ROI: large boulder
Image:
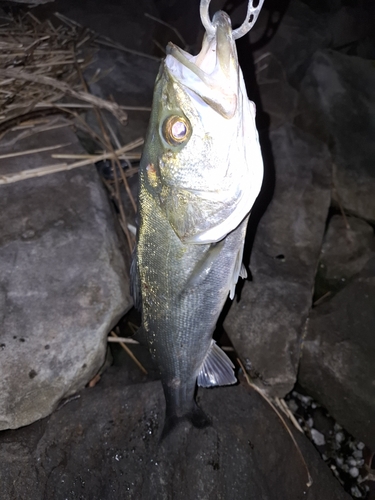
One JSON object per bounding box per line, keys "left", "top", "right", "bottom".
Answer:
{"left": 250, "top": 0, "right": 331, "bottom": 88}
{"left": 0, "top": 371, "right": 351, "bottom": 500}
{"left": 0, "top": 120, "right": 132, "bottom": 430}
{"left": 224, "top": 123, "right": 331, "bottom": 397}
{"left": 314, "top": 215, "right": 375, "bottom": 299}
{"left": 298, "top": 49, "right": 375, "bottom": 222}
{"left": 299, "top": 214, "right": 375, "bottom": 450}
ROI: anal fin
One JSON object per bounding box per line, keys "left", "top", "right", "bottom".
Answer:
{"left": 197, "top": 340, "right": 237, "bottom": 388}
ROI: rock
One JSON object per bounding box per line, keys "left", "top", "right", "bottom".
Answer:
{"left": 315, "top": 215, "right": 375, "bottom": 300}
{"left": 251, "top": 0, "right": 331, "bottom": 89}
{"left": 82, "top": 47, "right": 159, "bottom": 147}
{"left": 35, "top": 0, "right": 160, "bottom": 55}
{"left": 256, "top": 54, "right": 299, "bottom": 130}
{"left": 224, "top": 123, "right": 331, "bottom": 397}
{"left": 0, "top": 369, "right": 351, "bottom": 500}
{"left": 298, "top": 49, "right": 375, "bottom": 222}
{"left": 7, "top": 0, "right": 53, "bottom": 4}
{"left": 299, "top": 257, "right": 375, "bottom": 450}
{"left": 0, "top": 120, "right": 132, "bottom": 430}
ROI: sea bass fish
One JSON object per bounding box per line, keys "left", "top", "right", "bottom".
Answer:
{"left": 131, "top": 0, "right": 264, "bottom": 435}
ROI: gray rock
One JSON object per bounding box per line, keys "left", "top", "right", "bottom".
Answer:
{"left": 0, "top": 120, "right": 131, "bottom": 430}
{"left": 298, "top": 49, "right": 375, "bottom": 222}
{"left": 35, "top": 0, "right": 160, "bottom": 55}
{"left": 299, "top": 257, "right": 375, "bottom": 450}
{"left": 224, "top": 123, "right": 331, "bottom": 397}
{"left": 0, "top": 371, "right": 351, "bottom": 500}
{"left": 82, "top": 48, "right": 159, "bottom": 147}
{"left": 7, "top": 0, "right": 52, "bottom": 4}
{"left": 315, "top": 215, "right": 375, "bottom": 299}
{"left": 256, "top": 54, "right": 299, "bottom": 130}
{"left": 251, "top": 0, "right": 331, "bottom": 89}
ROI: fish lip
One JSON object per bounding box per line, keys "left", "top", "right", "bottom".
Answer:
{"left": 165, "top": 10, "right": 239, "bottom": 119}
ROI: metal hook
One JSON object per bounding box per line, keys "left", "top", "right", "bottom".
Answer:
{"left": 199, "top": 0, "right": 265, "bottom": 40}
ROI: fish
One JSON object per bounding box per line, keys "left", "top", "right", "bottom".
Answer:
{"left": 131, "top": 0, "right": 264, "bottom": 436}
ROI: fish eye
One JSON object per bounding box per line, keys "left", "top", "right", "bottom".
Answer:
{"left": 162, "top": 115, "right": 191, "bottom": 146}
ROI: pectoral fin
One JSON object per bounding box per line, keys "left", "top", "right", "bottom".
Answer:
{"left": 197, "top": 340, "right": 236, "bottom": 387}
{"left": 183, "top": 240, "right": 225, "bottom": 292}
{"left": 229, "top": 248, "right": 247, "bottom": 300}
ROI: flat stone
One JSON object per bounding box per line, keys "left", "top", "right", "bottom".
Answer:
{"left": 298, "top": 49, "right": 375, "bottom": 222}
{"left": 299, "top": 257, "right": 375, "bottom": 450}
{"left": 224, "top": 123, "right": 331, "bottom": 397}
{"left": 0, "top": 120, "right": 131, "bottom": 430}
{"left": 0, "top": 370, "right": 351, "bottom": 500}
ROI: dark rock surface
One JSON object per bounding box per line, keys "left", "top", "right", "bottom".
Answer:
{"left": 0, "top": 121, "right": 132, "bottom": 430}
{"left": 36, "top": 0, "right": 160, "bottom": 55}
{"left": 0, "top": 368, "right": 351, "bottom": 500}
{"left": 299, "top": 257, "right": 375, "bottom": 450}
{"left": 315, "top": 214, "right": 375, "bottom": 299}
{"left": 251, "top": 0, "right": 331, "bottom": 89}
{"left": 298, "top": 49, "right": 375, "bottom": 222}
{"left": 224, "top": 123, "right": 331, "bottom": 397}
{"left": 256, "top": 53, "right": 299, "bottom": 130}
{"left": 82, "top": 48, "right": 159, "bottom": 147}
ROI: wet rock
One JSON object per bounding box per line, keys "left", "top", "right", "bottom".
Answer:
{"left": 0, "top": 370, "right": 351, "bottom": 500}
{"left": 315, "top": 215, "right": 375, "bottom": 299}
{"left": 224, "top": 123, "right": 331, "bottom": 397}
{"left": 298, "top": 49, "right": 375, "bottom": 222}
{"left": 0, "top": 120, "right": 131, "bottom": 430}
{"left": 299, "top": 257, "right": 375, "bottom": 450}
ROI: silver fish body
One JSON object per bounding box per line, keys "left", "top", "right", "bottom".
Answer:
{"left": 131, "top": 7, "right": 264, "bottom": 434}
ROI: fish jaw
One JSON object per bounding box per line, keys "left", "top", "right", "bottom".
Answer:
{"left": 166, "top": 10, "right": 239, "bottom": 120}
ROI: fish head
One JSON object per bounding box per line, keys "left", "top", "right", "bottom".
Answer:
{"left": 141, "top": 10, "right": 264, "bottom": 244}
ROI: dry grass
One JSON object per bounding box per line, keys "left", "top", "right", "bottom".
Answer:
{"left": 0, "top": 10, "right": 144, "bottom": 254}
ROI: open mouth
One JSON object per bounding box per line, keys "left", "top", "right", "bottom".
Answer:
{"left": 165, "top": 11, "right": 239, "bottom": 119}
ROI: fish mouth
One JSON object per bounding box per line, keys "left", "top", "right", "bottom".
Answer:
{"left": 165, "top": 11, "right": 239, "bottom": 119}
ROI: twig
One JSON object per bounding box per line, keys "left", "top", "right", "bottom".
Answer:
{"left": 0, "top": 140, "right": 143, "bottom": 185}
{"left": 237, "top": 358, "right": 313, "bottom": 488}
{"left": 145, "top": 13, "right": 188, "bottom": 49}
{"left": 0, "top": 68, "right": 128, "bottom": 124}
{"left": 0, "top": 142, "right": 70, "bottom": 160}
{"left": 107, "top": 337, "right": 139, "bottom": 344}
{"left": 110, "top": 331, "right": 147, "bottom": 375}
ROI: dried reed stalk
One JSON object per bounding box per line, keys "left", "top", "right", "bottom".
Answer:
{"left": 0, "top": 139, "right": 143, "bottom": 185}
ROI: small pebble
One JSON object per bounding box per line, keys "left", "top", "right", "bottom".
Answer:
{"left": 311, "top": 429, "right": 326, "bottom": 446}
{"left": 353, "top": 450, "right": 363, "bottom": 459}
{"left": 287, "top": 400, "right": 298, "bottom": 413}
{"left": 349, "top": 467, "right": 359, "bottom": 477}
{"left": 335, "top": 431, "right": 345, "bottom": 444}
{"left": 351, "top": 485, "right": 362, "bottom": 498}
{"left": 347, "top": 457, "right": 357, "bottom": 467}
{"left": 307, "top": 418, "right": 314, "bottom": 428}
{"left": 357, "top": 442, "right": 365, "bottom": 450}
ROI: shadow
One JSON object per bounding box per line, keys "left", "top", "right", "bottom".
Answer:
{"left": 215, "top": 0, "right": 292, "bottom": 337}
